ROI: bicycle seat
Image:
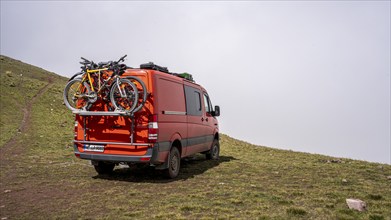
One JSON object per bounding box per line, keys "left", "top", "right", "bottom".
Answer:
{"left": 98, "top": 61, "right": 111, "bottom": 67}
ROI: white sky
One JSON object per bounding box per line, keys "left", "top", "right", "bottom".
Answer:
{"left": 1, "top": 1, "right": 390, "bottom": 164}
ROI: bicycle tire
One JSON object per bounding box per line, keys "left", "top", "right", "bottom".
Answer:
{"left": 63, "top": 78, "right": 91, "bottom": 111}
{"left": 125, "top": 76, "right": 147, "bottom": 113}
{"left": 110, "top": 78, "right": 139, "bottom": 113}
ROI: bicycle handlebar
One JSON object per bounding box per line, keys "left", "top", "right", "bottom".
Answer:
{"left": 79, "top": 55, "right": 127, "bottom": 71}
{"left": 81, "top": 57, "right": 90, "bottom": 63}
{"left": 118, "top": 54, "right": 127, "bottom": 63}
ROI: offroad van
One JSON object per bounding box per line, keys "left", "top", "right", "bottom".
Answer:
{"left": 71, "top": 62, "right": 220, "bottom": 178}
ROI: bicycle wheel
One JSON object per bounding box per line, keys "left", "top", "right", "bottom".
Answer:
{"left": 110, "top": 78, "right": 139, "bottom": 112}
{"left": 63, "top": 78, "right": 91, "bottom": 111}
{"left": 126, "top": 76, "right": 147, "bottom": 113}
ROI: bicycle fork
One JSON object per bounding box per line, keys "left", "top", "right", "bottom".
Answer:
{"left": 116, "top": 77, "right": 127, "bottom": 98}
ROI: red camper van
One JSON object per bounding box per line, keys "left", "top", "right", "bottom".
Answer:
{"left": 71, "top": 62, "right": 220, "bottom": 178}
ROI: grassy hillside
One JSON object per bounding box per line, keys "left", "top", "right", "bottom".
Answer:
{"left": 0, "top": 55, "right": 67, "bottom": 146}
{"left": 0, "top": 55, "right": 390, "bottom": 220}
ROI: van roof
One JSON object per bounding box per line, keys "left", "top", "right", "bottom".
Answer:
{"left": 130, "top": 68, "right": 201, "bottom": 86}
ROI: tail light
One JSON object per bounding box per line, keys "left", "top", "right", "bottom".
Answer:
{"left": 74, "top": 121, "right": 78, "bottom": 139}
{"left": 148, "top": 114, "right": 158, "bottom": 143}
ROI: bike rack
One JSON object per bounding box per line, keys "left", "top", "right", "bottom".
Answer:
{"left": 72, "top": 110, "right": 133, "bottom": 116}
{"left": 72, "top": 110, "right": 140, "bottom": 146}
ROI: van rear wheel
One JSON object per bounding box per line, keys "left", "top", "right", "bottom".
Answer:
{"left": 94, "top": 161, "right": 115, "bottom": 175}
{"left": 165, "top": 147, "right": 180, "bottom": 178}
{"left": 206, "top": 139, "right": 220, "bottom": 160}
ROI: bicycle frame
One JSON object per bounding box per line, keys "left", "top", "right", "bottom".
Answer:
{"left": 84, "top": 67, "right": 109, "bottom": 93}
{"left": 73, "top": 67, "right": 123, "bottom": 101}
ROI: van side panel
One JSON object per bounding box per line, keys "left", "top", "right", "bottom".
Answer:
{"left": 154, "top": 75, "right": 187, "bottom": 155}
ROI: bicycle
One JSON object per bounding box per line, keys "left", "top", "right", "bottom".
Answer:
{"left": 63, "top": 55, "right": 139, "bottom": 113}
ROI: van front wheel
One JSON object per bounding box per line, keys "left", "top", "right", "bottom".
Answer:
{"left": 206, "top": 139, "right": 220, "bottom": 160}
{"left": 165, "top": 147, "right": 180, "bottom": 178}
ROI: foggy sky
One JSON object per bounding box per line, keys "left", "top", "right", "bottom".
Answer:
{"left": 1, "top": 1, "right": 390, "bottom": 164}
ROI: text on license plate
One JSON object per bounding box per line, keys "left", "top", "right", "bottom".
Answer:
{"left": 84, "top": 144, "right": 105, "bottom": 152}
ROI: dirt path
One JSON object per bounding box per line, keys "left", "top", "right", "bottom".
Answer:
{"left": 0, "top": 76, "right": 56, "bottom": 218}
{"left": 0, "top": 76, "right": 92, "bottom": 220}
{"left": 0, "top": 77, "right": 53, "bottom": 157}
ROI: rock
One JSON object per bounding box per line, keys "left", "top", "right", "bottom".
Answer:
{"left": 387, "top": 176, "right": 391, "bottom": 180}
{"left": 346, "top": 198, "right": 366, "bottom": 211}
{"left": 117, "top": 163, "right": 128, "bottom": 169}
{"left": 342, "top": 179, "right": 348, "bottom": 183}
{"left": 4, "top": 190, "right": 11, "bottom": 193}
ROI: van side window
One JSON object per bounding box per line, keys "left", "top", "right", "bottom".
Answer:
{"left": 203, "top": 94, "right": 211, "bottom": 114}
{"left": 184, "top": 86, "right": 202, "bottom": 116}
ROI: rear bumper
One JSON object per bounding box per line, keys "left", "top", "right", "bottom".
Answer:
{"left": 73, "top": 142, "right": 169, "bottom": 164}
{"left": 75, "top": 147, "right": 154, "bottom": 162}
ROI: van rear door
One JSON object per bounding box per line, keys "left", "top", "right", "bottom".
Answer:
{"left": 74, "top": 70, "right": 151, "bottom": 157}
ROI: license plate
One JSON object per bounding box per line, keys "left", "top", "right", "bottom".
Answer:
{"left": 84, "top": 144, "right": 105, "bottom": 152}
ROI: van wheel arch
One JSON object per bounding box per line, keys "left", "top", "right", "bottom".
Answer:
{"left": 214, "top": 132, "right": 219, "bottom": 141}
{"left": 171, "top": 139, "right": 182, "bottom": 156}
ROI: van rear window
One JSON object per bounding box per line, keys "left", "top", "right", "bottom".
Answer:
{"left": 184, "top": 86, "right": 202, "bottom": 116}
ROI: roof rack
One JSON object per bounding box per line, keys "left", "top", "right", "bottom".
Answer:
{"left": 139, "top": 62, "right": 194, "bottom": 82}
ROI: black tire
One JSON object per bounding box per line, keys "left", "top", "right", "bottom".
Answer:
{"left": 94, "top": 161, "right": 115, "bottom": 175}
{"left": 206, "top": 139, "right": 220, "bottom": 160}
{"left": 126, "top": 76, "right": 147, "bottom": 113}
{"left": 165, "top": 147, "right": 180, "bottom": 179}
{"left": 63, "top": 78, "right": 91, "bottom": 111}
{"left": 110, "top": 78, "right": 139, "bottom": 112}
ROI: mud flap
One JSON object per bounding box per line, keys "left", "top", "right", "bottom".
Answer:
{"left": 154, "top": 151, "right": 169, "bottom": 170}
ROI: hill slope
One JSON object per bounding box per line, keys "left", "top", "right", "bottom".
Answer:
{"left": 0, "top": 55, "right": 390, "bottom": 219}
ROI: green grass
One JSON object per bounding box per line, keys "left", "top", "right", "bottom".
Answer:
{"left": 1, "top": 55, "right": 390, "bottom": 219}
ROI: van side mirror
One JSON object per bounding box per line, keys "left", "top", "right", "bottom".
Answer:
{"left": 212, "top": 105, "right": 220, "bottom": 117}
